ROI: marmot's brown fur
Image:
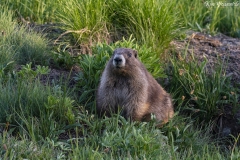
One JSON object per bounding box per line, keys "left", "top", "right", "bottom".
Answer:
{"left": 96, "top": 48, "right": 174, "bottom": 125}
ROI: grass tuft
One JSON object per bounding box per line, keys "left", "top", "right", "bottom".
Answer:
{"left": 0, "top": 7, "right": 51, "bottom": 66}
{"left": 110, "top": 0, "right": 181, "bottom": 52}
{"left": 56, "top": 0, "right": 110, "bottom": 53}
{"left": 0, "top": 0, "right": 58, "bottom": 23}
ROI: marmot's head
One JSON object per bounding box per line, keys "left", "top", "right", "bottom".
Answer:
{"left": 109, "top": 48, "right": 140, "bottom": 76}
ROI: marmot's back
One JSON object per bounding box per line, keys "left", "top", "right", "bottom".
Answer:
{"left": 96, "top": 48, "right": 174, "bottom": 125}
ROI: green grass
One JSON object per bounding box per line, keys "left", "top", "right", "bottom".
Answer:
{"left": 55, "top": 0, "right": 181, "bottom": 53}
{"left": 177, "top": 0, "right": 240, "bottom": 37}
{"left": 2, "top": 0, "right": 239, "bottom": 38}
{"left": 0, "top": 77, "right": 75, "bottom": 140}
{"left": 56, "top": 0, "right": 110, "bottom": 53}
{"left": 0, "top": 7, "right": 51, "bottom": 67}
{"left": 0, "top": 0, "right": 58, "bottom": 23}
{"left": 0, "top": 2, "right": 240, "bottom": 159}
{"left": 0, "top": 7, "right": 17, "bottom": 76}
{"left": 217, "top": 3, "right": 240, "bottom": 37}
{"left": 2, "top": 113, "right": 238, "bottom": 159}
{"left": 2, "top": 111, "right": 240, "bottom": 159}
{"left": 108, "top": 0, "right": 181, "bottom": 52}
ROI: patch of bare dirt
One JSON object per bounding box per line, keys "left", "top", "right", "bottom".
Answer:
{"left": 39, "top": 66, "right": 80, "bottom": 87}
{"left": 171, "top": 31, "right": 240, "bottom": 138}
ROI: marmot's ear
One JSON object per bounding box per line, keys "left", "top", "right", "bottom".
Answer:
{"left": 133, "top": 50, "right": 138, "bottom": 58}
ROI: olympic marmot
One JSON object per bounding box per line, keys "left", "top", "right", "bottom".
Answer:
{"left": 96, "top": 48, "right": 174, "bottom": 125}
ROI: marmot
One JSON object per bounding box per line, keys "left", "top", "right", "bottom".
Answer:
{"left": 96, "top": 48, "right": 174, "bottom": 125}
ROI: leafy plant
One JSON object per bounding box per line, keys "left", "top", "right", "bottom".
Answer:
{"left": 1, "top": 110, "right": 237, "bottom": 159}
{"left": 45, "top": 93, "right": 75, "bottom": 125}
{"left": 18, "top": 62, "right": 50, "bottom": 80}
{"left": 51, "top": 45, "right": 80, "bottom": 69}
{"left": 0, "top": 61, "right": 50, "bottom": 87}
{"left": 74, "top": 46, "right": 110, "bottom": 107}
{"left": 66, "top": 112, "right": 172, "bottom": 159}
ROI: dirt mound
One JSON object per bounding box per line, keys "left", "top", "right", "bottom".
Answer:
{"left": 172, "top": 31, "right": 240, "bottom": 138}
{"left": 172, "top": 31, "right": 240, "bottom": 83}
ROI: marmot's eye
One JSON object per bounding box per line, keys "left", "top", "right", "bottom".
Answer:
{"left": 127, "top": 53, "right": 132, "bottom": 57}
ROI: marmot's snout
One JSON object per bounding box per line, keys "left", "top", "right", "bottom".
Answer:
{"left": 113, "top": 54, "right": 125, "bottom": 68}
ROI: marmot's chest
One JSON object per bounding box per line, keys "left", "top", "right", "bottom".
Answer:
{"left": 111, "top": 79, "right": 131, "bottom": 105}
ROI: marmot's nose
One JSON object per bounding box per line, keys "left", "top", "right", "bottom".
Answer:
{"left": 113, "top": 54, "right": 125, "bottom": 67}
{"left": 114, "top": 57, "right": 123, "bottom": 64}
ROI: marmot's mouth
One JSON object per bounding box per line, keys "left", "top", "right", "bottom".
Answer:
{"left": 115, "top": 66, "right": 123, "bottom": 69}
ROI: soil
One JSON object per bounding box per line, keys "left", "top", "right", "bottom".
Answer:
{"left": 171, "top": 31, "right": 240, "bottom": 138}
{"left": 172, "top": 31, "right": 240, "bottom": 83}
